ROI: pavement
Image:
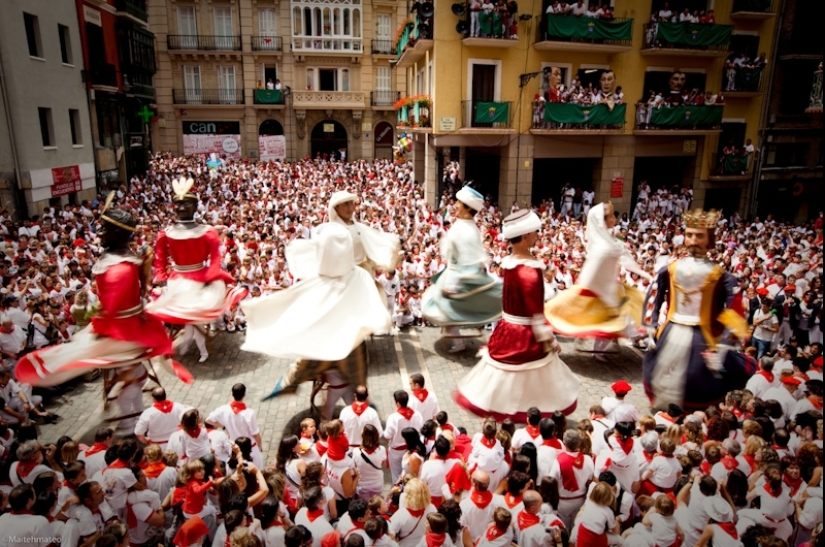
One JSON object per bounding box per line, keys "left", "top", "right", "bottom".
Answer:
{"left": 35, "top": 327, "right": 649, "bottom": 465}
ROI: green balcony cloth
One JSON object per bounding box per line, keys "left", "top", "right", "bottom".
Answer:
{"left": 543, "top": 103, "right": 626, "bottom": 124}
{"left": 654, "top": 22, "right": 732, "bottom": 47}
{"left": 546, "top": 15, "right": 632, "bottom": 41}
{"left": 650, "top": 105, "right": 724, "bottom": 127}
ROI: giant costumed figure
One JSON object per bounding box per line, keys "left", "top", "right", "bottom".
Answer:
{"left": 544, "top": 202, "right": 650, "bottom": 357}
{"left": 455, "top": 210, "right": 580, "bottom": 421}
{"left": 421, "top": 186, "right": 502, "bottom": 353}
{"left": 146, "top": 177, "right": 247, "bottom": 363}
{"left": 642, "top": 209, "right": 754, "bottom": 411}
{"left": 15, "top": 199, "right": 192, "bottom": 390}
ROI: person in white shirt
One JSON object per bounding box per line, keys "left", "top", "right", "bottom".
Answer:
{"left": 141, "top": 443, "right": 178, "bottom": 501}
{"left": 751, "top": 299, "right": 778, "bottom": 359}
{"left": 383, "top": 390, "right": 424, "bottom": 483}
{"left": 9, "top": 441, "right": 64, "bottom": 487}
{"left": 0, "top": 484, "right": 54, "bottom": 545}
{"left": 408, "top": 374, "right": 439, "bottom": 421}
{"left": 78, "top": 427, "right": 115, "bottom": 479}
{"left": 126, "top": 468, "right": 166, "bottom": 545}
{"left": 389, "top": 479, "right": 437, "bottom": 547}
{"left": 419, "top": 437, "right": 460, "bottom": 507}
{"left": 339, "top": 385, "right": 383, "bottom": 447}
{"left": 206, "top": 382, "right": 265, "bottom": 469}
{"left": 745, "top": 355, "right": 777, "bottom": 400}
{"left": 511, "top": 407, "right": 543, "bottom": 451}
{"left": 476, "top": 508, "right": 515, "bottom": 547}
{"left": 99, "top": 440, "right": 141, "bottom": 515}
{"left": 295, "top": 486, "right": 335, "bottom": 547}
{"left": 67, "top": 480, "right": 116, "bottom": 542}
{"left": 549, "top": 430, "right": 594, "bottom": 530}
{"left": 459, "top": 470, "right": 495, "bottom": 541}
{"left": 762, "top": 376, "right": 802, "bottom": 419}
{"left": 134, "top": 387, "right": 189, "bottom": 445}
{"left": 536, "top": 418, "right": 563, "bottom": 485}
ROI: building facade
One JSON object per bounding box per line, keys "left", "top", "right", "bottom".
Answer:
{"left": 147, "top": 0, "right": 407, "bottom": 163}
{"left": 0, "top": 0, "right": 96, "bottom": 218}
{"left": 752, "top": 0, "right": 822, "bottom": 222}
{"left": 397, "top": 0, "right": 780, "bottom": 216}
{"left": 76, "top": 0, "right": 157, "bottom": 187}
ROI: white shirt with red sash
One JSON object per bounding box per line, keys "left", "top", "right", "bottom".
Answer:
{"left": 206, "top": 400, "right": 263, "bottom": 468}
{"left": 511, "top": 425, "right": 542, "bottom": 451}
{"left": 536, "top": 437, "right": 563, "bottom": 485}
{"left": 339, "top": 401, "right": 383, "bottom": 446}
{"left": 134, "top": 400, "right": 189, "bottom": 444}
{"left": 419, "top": 455, "right": 460, "bottom": 505}
{"left": 78, "top": 443, "right": 109, "bottom": 478}
{"left": 549, "top": 450, "right": 594, "bottom": 500}
{"left": 476, "top": 522, "right": 514, "bottom": 547}
{"left": 99, "top": 459, "right": 137, "bottom": 512}
{"left": 459, "top": 489, "right": 495, "bottom": 541}
{"left": 408, "top": 388, "right": 440, "bottom": 421}
{"left": 126, "top": 489, "right": 160, "bottom": 545}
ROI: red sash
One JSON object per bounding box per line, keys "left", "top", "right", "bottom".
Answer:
{"left": 517, "top": 511, "right": 540, "bottom": 530}
{"left": 471, "top": 489, "right": 493, "bottom": 509}
{"left": 398, "top": 407, "right": 415, "bottom": 420}
{"left": 557, "top": 452, "right": 584, "bottom": 492}
{"left": 305, "top": 509, "right": 325, "bottom": 523}
{"left": 576, "top": 524, "right": 607, "bottom": 547}
{"left": 154, "top": 400, "right": 174, "bottom": 413}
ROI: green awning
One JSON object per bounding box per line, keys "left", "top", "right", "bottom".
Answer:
{"left": 654, "top": 22, "right": 732, "bottom": 47}
{"left": 475, "top": 102, "right": 510, "bottom": 124}
{"left": 650, "top": 105, "right": 723, "bottom": 127}
{"left": 546, "top": 14, "right": 632, "bottom": 41}
{"left": 254, "top": 89, "right": 282, "bottom": 104}
{"left": 544, "top": 103, "right": 626, "bottom": 125}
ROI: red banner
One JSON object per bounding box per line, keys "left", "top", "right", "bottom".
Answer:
{"left": 51, "top": 165, "right": 81, "bottom": 185}
{"left": 610, "top": 177, "right": 624, "bottom": 198}
{"left": 51, "top": 180, "right": 83, "bottom": 197}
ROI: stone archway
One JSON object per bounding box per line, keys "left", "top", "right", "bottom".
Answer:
{"left": 311, "top": 120, "right": 348, "bottom": 160}
{"left": 259, "top": 119, "right": 284, "bottom": 135}
{"left": 374, "top": 121, "right": 394, "bottom": 160}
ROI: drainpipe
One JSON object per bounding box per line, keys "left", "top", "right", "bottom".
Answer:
{"left": 0, "top": 42, "right": 28, "bottom": 220}
{"left": 750, "top": 0, "right": 785, "bottom": 218}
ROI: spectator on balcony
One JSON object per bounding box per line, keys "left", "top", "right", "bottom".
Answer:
{"left": 744, "top": 139, "right": 755, "bottom": 157}
{"left": 753, "top": 53, "right": 768, "bottom": 69}
{"left": 706, "top": 9, "right": 716, "bottom": 23}
{"left": 601, "top": 6, "right": 615, "bottom": 21}
{"left": 679, "top": 8, "right": 692, "bottom": 22}
{"left": 470, "top": 0, "right": 482, "bottom": 37}
{"left": 257, "top": 80, "right": 265, "bottom": 90}
{"left": 614, "top": 86, "right": 624, "bottom": 105}
{"left": 658, "top": 3, "right": 673, "bottom": 22}
{"left": 571, "top": 0, "right": 587, "bottom": 17}
{"left": 668, "top": 70, "right": 686, "bottom": 103}
{"left": 585, "top": 4, "right": 599, "bottom": 17}
{"left": 274, "top": 79, "right": 282, "bottom": 91}
{"left": 266, "top": 79, "right": 275, "bottom": 90}
{"left": 508, "top": 19, "right": 519, "bottom": 40}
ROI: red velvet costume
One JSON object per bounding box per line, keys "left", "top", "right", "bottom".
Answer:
{"left": 487, "top": 263, "right": 548, "bottom": 364}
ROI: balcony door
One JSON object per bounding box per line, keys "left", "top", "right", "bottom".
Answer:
{"left": 184, "top": 65, "right": 202, "bottom": 104}
{"left": 218, "top": 66, "right": 237, "bottom": 104}
{"left": 178, "top": 6, "right": 198, "bottom": 49}
{"left": 214, "top": 7, "right": 234, "bottom": 50}
{"left": 375, "top": 66, "right": 392, "bottom": 105}
{"left": 376, "top": 14, "right": 392, "bottom": 53}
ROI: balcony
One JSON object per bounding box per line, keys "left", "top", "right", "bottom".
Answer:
{"left": 87, "top": 63, "right": 118, "bottom": 89}
{"left": 396, "top": 16, "right": 434, "bottom": 68}
{"left": 115, "top": 0, "right": 148, "bottom": 23}
{"left": 634, "top": 105, "right": 724, "bottom": 135}
{"left": 172, "top": 88, "right": 245, "bottom": 105}
{"left": 532, "top": 103, "right": 626, "bottom": 135}
{"left": 371, "top": 90, "right": 400, "bottom": 109}
{"left": 534, "top": 15, "right": 633, "bottom": 53}
{"left": 458, "top": 11, "right": 520, "bottom": 49}
{"left": 253, "top": 89, "right": 285, "bottom": 106}
{"left": 291, "top": 37, "right": 363, "bottom": 55}
{"left": 396, "top": 96, "right": 431, "bottom": 130}
{"left": 251, "top": 36, "right": 283, "bottom": 53}
{"left": 722, "top": 66, "right": 765, "bottom": 97}
{"left": 709, "top": 152, "right": 754, "bottom": 181}
{"left": 730, "top": 0, "right": 775, "bottom": 20}
{"left": 641, "top": 22, "right": 732, "bottom": 57}
{"left": 167, "top": 35, "right": 242, "bottom": 51}
{"left": 461, "top": 101, "right": 515, "bottom": 133}
{"left": 291, "top": 91, "right": 366, "bottom": 110}
{"left": 371, "top": 39, "right": 396, "bottom": 56}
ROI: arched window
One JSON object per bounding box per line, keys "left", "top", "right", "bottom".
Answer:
{"left": 293, "top": 8, "right": 302, "bottom": 35}
{"left": 259, "top": 119, "right": 284, "bottom": 135}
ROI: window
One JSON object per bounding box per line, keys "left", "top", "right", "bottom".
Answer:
{"left": 375, "top": 66, "right": 392, "bottom": 103}
{"left": 69, "top": 109, "right": 82, "bottom": 145}
{"left": 259, "top": 9, "right": 277, "bottom": 36}
{"left": 291, "top": 0, "right": 362, "bottom": 52}
{"left": 214, "top": 7, "right": 233, "bottom": 49}
{"left": 184, "top": 66, "right": 202, "bottom": 103}
{"left": 24, "top": 12, "right": 43, "bottom": 58}
{"left": 38, "top": 107, "right": 54, "bottom": 147}
{"left": 178, "top": 6, "right": 198, "bottom": 49}
{"left": 307, "top": 67, "right": 350, "bottom": 91}
{"left": 217, "top": 66, "right": 237, "bottom": 103}
{"left": 59, "top": 24, "right": 73, "bottom": 64}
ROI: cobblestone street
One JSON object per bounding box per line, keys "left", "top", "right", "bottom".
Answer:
{"left": 36, "top": 327, "right": 649, "bottom": 464}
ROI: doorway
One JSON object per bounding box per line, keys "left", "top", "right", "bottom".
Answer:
{"left": 464, "top": 147, "right": 500, "bottom": 202}
{"left": 631, "top": 156, "right": 694, "bottom": 208}
{"left": 470, "top": 64, "right": 497, "bottom": 127}
{"left": 311, "top": 120, "right": 348, "bottom": 160}
{"left": 704, "top": 187, "right": 742, "bottom": 215}
{"left": 532, "top": 158, "right": 598, "bottom": 205}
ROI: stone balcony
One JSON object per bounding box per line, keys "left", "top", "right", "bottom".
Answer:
{"left": 291, "top": 91, "right": 366, "bottom": 110}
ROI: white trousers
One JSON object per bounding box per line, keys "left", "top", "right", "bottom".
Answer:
{"left": 180, "top": 325, "right": 208, "bottom": 358}
{"left": 322, "top": 371, "right": 355, "bottom": 421}
{"left": 389, "top": 447, "right": 405, "bottom": 484}
{"left": 118, "top": 381, "right": 145, "bottom": 432}
{"left": 0, "top": 385, "right": 43, "bottom": 425}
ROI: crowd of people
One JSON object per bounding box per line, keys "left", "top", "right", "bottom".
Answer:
{"left": 650, "top": 3, "right": 718, "bottom": 25}
{"left": 724, "top": 53, "right": 769, "bottom": 93}
{"left": 0, "top": 154, "right": 821, "bottom": 547}
{"left": 544, "top": 0, "right": 617, "bottom": 20}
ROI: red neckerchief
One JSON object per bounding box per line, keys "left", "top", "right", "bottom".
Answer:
{"left": 743, "top": 454, "right": 757, "bottom": 474}
{"left": 300, "top": 432, "right": 314, "bottom": 440}
{"left": 471, "top": 489, "right": 493, "bottom": 509}
{"left": 717, "top": 522, "right": 738, "bottom": 539}
{"left": 503, "top": 493, "right": 522, "bottom": 509}
{"left": 658, "top": 453, "right": 675, "bottom": 459}
{"left": 517, "top": 510, "right": 541, "bottom": 530}
{"left": 525, "top": 425, "right": 541, "bottom": 439}
{"left": 153, "top": 400, "right": 174, "bottom": 413}
{"left": 186, "top": 427, "right": 202, "bottom": 439}
{"left": 556, "top": 451, "right": 584, "bottom": 492}
{"left": 700, "top": 461, "right": 712, "bottom": 475}
{"left": 480, "top": 436, "right": 497, "bottom": 449}
{"left": 763, "top": 482, "right": 782, "bottom": 498}
{"left": 643, "top": 451, "right": 655, "bottom": 463}
{"left": 305, "top": 508, "right": 325, "bottom": 522}
{"left": 407, "top": 507, "right": 425, "bottom": 518}
{"left": 614, "top": 435, "right": 634, "bottom": 455}
{"left": 720, "top": 457, "right": 737, "bottom": 470}
{"left": 144, "top": 461, "right": 167, "bottom": 479}
{"left": 485, "top": 523, "right": 508, "bottom": 541}
{"left": 783, "top": 474, "right": 803, "bottom": 496}
{"left": 413, "top": 389, "right": 429, "bottom": 403}
{"left": 808, "top": 396, "right": 823, "bottom": 411}
{"left": 758, "top": 370, "right": 775, "bottom": 383}
{"left": 425, "top": 532, "right": 446, "bottom": 547}
{"left": 230, "top": 401, "right": 247, "bottom": 414}
{"left": 441, "top": 423, "right": 455, "bottom": 433}
{"left": 85, "top": 442, "right": 108, "bottom": 457}
{"left": 105, "top": 459, "right": 129, "bottom": 471}
{"left": 398, "top": 407, "right": 415, "bottom": 420}
{"left": 316, "top": 441, "right": 328, "bottom": 457}
{"left": 352, "top": 402, "right": 369, "bottom": 416}
{"left": 16, "top": 461, "right": 38, "bottom": 478}
{"left": 798, "top": 373, "right": 810, "bottom": 382}
{"left": 542, "top": 438, "right": 562, "bottom": 449}
{"left": 63, "top": 479, "right": 78, "bottom": 491}
{"left": 657, "top": 412, "right": 676, "bottom": 423}
{"left": 267, "top": 519, "right": 288, "bottom": 529}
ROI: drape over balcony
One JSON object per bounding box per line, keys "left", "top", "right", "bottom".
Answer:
{"left": 649, "top": 105, "right": 723, "bottom": 127}
{"left": 654, "top": 22, "right": 732, "bottom": 47}
{"left": 474, "top": 102, "right": 510, "bottom": 124}
{"left": 254, "top": 89, "right": 283, "bottom": 104}
{"left": 546, "top": 15, "right": 632, "bottom": 41}
{"left": 543, "top": 103, "right": 626, "bottom": 125}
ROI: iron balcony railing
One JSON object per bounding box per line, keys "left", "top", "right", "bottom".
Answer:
{"left": 251, "top": 35, "right": 284, "bottom": 52}
{"left": 642, "top": 23, "right": 731, "bottom": 52}
{"left": 172, "top": 88, "right": 245, "bottom": 105}
{"left": 371, "top": 90, "right": 400, "bottom": 106}
{"left": 167, "top": 35, "right": 242, "bottom": 51}
{"left": 371, "top": 39, "right": 396, "bottom": 55}
{"left": 721, "top": 66, "right": 765, "bottom": 93}
{"left": 536, "top": 15, "right": 633, "bottom": 47}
